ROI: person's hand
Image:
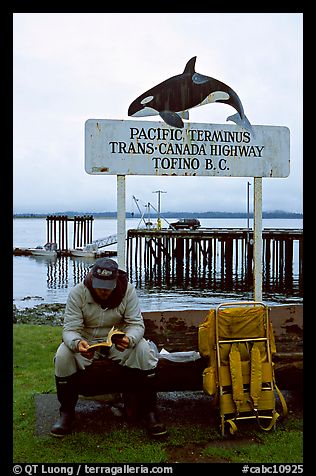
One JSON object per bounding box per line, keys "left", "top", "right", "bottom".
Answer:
{"left": 78, "top": 339, "right": 94, "bottom": 359}
{"left": 114, "top": 335, "right": 130, "bottom": 352}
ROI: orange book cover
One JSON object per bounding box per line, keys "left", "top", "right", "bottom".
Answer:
{"left": 87, "top": 326, "right": 125, "bottom": 350}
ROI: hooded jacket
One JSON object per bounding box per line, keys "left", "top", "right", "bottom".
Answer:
{"left": 62, "top": 275, "right": 145, "bottom": 352}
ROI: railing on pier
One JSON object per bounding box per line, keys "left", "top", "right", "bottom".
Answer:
{"left": 126, "top": 228, "right": 303, "bottom": 296}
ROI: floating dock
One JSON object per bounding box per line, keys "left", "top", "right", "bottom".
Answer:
{"left": 13, "top": 215, "right": 117, "bottom": 258}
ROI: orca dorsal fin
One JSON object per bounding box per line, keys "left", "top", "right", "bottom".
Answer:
{"left": 183, "top": 56, "right": 196, "bottom": 74}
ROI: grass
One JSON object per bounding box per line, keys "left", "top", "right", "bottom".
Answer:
{"left": 202, "top": 430, "right": 304, "bottom": 463}
{"left": 13, "top": 324, "right": 303, "bottom": 464}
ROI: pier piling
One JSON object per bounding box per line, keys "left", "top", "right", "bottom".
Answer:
{"left": 46, "top": 215, "right": 94, "bottom": 253}
{"left": 127, "top": 228, "right": 302, "bottom": 295}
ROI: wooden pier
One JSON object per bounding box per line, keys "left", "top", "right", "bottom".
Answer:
{"left": 126, "top": 228, "right": 303, "bottom": 295}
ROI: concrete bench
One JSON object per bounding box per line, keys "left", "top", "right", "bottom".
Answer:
{"left": 76, "top": 305, "right": 303, "bottom": 397}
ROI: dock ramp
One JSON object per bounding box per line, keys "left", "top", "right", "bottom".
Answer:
{"left": 84, "top": 234, "right": 117, "bottom": 251}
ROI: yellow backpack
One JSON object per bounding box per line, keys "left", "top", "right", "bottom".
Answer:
{"left": 198, "top": 302, "right": 288, "bottom": 435}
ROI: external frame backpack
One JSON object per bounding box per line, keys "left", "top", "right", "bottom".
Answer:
{"left": 198, "top": 301, "right": 287, "bottom": 436}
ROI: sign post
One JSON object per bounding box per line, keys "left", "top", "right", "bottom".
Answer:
{"left": 253, "top": 178, "right": 263, "bottom": 301}
{"left": 85, "top": 118, "right": 290, "bottom": 297}
{"left": 117, "top": 175, "right": 126, "bottom": 270}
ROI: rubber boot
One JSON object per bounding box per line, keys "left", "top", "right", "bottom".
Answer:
{"left": 123, "top": 391, "right": 141, "bottom": 421}
{"left": 139, "top": 369, "right": 168, "bottom": 437}
{"left": 122, "top": 367, "right": 143, "bottom": 421}
{"left": 122, "top": 368, "right": 167, "bottom": 437}
{"left": 50, "top": 374, "right": 78, "bottom": 437}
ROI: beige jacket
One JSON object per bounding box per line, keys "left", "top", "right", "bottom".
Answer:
{"left": 62, "top": 282, "right": 145, "bottom": 352}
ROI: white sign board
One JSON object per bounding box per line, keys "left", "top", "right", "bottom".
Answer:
{"left": 85, "top": 119, "right": 290, "bottom": 177}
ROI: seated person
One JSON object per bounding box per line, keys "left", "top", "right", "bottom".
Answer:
{"left": 51, "top": 257, "right": 167, "bottom": 438}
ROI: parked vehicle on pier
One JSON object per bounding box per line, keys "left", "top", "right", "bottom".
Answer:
{"left": 169, "top": 218, "right": 201, "bottom": 230}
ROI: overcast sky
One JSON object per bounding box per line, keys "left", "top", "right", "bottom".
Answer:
{"left": 13, "top": 13, "right": 303, "bottom": 214}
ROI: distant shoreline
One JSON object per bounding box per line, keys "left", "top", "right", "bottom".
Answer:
{"left": 13, "top": 211, "right": 303, "bottom": 219}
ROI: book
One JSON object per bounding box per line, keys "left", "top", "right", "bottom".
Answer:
{"left": 86, "top": 326, "right": 125, "bottom": 350}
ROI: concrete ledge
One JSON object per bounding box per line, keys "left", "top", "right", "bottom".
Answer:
{"left": 35, "top": 390, "right": 302, "bottom": 437}
{"left": 35, "top": 391, "right": 217, "bottom": 437}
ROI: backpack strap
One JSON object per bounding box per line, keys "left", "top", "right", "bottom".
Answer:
{"left": 225, "top": 418, "right": 238, "bottom": 435}
{"left": 229, "top": 343, "right": 245, "bottom": 415}
{"left": 249, "top": 342, "right": 287, "bottom": 431}
{"left": 275, "top": 382, "right": 288, "bottom": 419}
{"left": 250, "top": 343, "right": 262, "bottom": 409}
{"left": 254, "top": 408, "right": 280, "bottom": 431}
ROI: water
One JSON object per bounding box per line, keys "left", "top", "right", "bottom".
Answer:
{"left": 13, "top": 217, "right": 303, "bottom": 310}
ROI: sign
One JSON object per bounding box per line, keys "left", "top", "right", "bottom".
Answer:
{"left": 85, "top": 119, "right": 290, "bottom": 177}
